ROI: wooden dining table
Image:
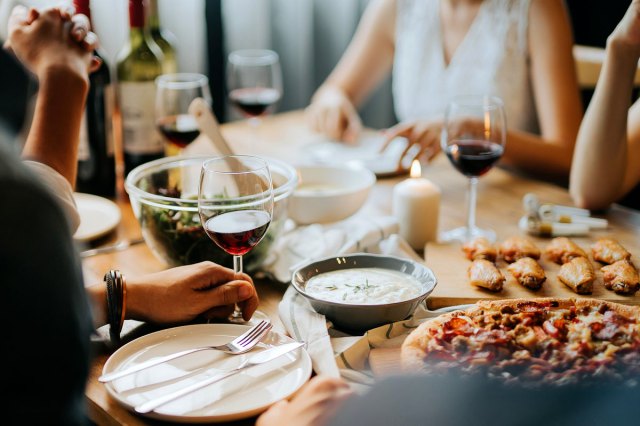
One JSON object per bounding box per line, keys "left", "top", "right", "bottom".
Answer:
{"left": 82, "top": 110, "right": 640, "bottom": 425}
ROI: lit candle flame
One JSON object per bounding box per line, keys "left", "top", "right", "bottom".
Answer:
{"left": 410, "top": 160, "right": 422, "bottom": 178}
{"left": 484, "top": 110, "right": 491, "bottom": 139}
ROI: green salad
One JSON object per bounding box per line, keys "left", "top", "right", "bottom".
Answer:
{"left": 138, "top": 184, "right": 279, "bottom": 271}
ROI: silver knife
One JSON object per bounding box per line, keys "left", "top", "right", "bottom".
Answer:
{"left": 134, "top": 341, "right": 305, "bottom": 414}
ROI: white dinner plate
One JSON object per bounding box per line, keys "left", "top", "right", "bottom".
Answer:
{"left": 305, "top": 135, "right": 413, "bottom": 177}
{"left": 102, "top": 324, "right": 312, "bottom": 423}
{"left": 73, "top": 192, "right": 121, "bottom": 241}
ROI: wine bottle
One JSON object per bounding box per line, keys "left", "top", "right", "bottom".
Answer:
{"left": 117, "top": 0, "right": 165, "bottom": 177}
{"left": 73, "top": 0, "right": 116, "bottom": 196}
{"left": 147, "top": 0, "right": 178, "bottom": 73}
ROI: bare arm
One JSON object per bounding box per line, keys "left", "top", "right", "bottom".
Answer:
{"left": 501, "top": 0, "right": 582, "bottom": 177}
{"left": 306, "top": 0, "right": 396, "bottom": 142}
{"left": 570, "top": 1, "right": 640, "bottom": 210}
{"left": 321, "top": 0, "right": 396, "bottom": 105}
{"left": 7, "top": 6, "right": 98, "bottom": 187}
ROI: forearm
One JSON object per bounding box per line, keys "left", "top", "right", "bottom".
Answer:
{"left": 313, "top": 0, "right": 395, "bottom": 107}
{"left": 21, "top": 64, "right": 88, "bottom": 187}
{"left": 570, "top": 39, "right": 640, "bottom": 209}
{"left": 501, "top": 129, "right": 574, "bottom": 179}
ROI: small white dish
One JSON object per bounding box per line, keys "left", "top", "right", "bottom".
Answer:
{"left": 102, "top": 324, "right": 312, "bottom": 423}
{"left": 73, "top": 193, "right": 121, "bottom": 242}
{"left": 289, "top": 165, "right": 376, "bottom": 224}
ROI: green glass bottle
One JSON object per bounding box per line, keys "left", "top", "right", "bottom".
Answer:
{"left": 117, "top": 0, "right": 165, "bottom": 177}
{"left": 147, "top": 0, "right": 178, "bottom": 73}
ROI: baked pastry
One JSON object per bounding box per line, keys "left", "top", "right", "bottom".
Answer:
{"left": 602, "top": 260, "right": 640, "bottom": 295}
{"left": 507, "top": 257, "right": 546, "bottom": 290}
{"left": 544, "top": 237, "right": 587, "bottom": 265}
{"left": 557, "top": 256, "right": 595, "bottom": 294}
{"left": 499, "top": 236, "right": 541, "bottom": 263}
{"left": 462, "top": 237, "right": 497, "bottom": 262}
{"left": 592, "top": 238, "right": 632, "bottom": 265}
{"left": 468, "top": 259, "right": 504, "bottom": 292}
{"left": 401, "top": 298, "right": 640, "bottom": 387}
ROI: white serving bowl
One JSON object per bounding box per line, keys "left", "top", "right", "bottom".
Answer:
{"left": 288, "top": 165, "right": 376, "bottom": 224}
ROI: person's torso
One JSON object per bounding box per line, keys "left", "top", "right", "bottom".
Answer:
{"left": 393, "top": 0, "right": 538, "bottom": 133}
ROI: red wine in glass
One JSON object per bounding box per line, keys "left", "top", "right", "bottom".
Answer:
{"left": 229, "top": 87, "right": 281, "bottom": 118}
{"left": 157, "top": 114, "right": 200, "bottom": 148}
{"left": 204, "top": 210, "right": 271, "bottom": 256}
{"left": 445, "top": 140, "right": 504, "bottom": 177}
{"left": 439, "top": 95, "right": 506, "bottom": 243}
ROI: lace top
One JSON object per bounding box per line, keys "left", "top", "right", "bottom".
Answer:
{"left": 393, "top": 0, "right": 538, "bottom": 133}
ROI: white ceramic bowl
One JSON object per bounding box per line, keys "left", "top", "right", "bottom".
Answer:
{"left": 288, "top": 165, "right": 376, "bottom": 224}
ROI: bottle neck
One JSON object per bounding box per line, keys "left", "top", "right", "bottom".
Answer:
{"left": 128, "top": 27, "right": 147, "bottom": 47}
{"left": 147, "top": 0, "right": 160, "bottom": 30}
{"left": 129, "top": 0, "right": 145, "bottom": 29}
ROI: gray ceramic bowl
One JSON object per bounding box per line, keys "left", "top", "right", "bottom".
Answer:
{"left": 291, "top": 254, "right": 437, "bottom": 333}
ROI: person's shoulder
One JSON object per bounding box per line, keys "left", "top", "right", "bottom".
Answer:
{"left": 0, "top": 141, "right": 67, "bottom": 223}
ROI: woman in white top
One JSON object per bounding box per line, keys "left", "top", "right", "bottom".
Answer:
{"left": 570, "top": 0, "right": 640, "bottom": 210}
{"left": 306, "top": 0, "right": 582, "bottom": 178}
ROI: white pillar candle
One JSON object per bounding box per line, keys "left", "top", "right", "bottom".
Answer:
{"left": 392, "top": 160, "right": 441, "bottom": 250}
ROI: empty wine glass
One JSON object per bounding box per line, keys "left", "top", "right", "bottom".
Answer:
{"left": 440, "top": 95, "right": 507, "bottom": 243}
{"left": 227, "top": 49, "right": 282, "bottom": 127}
{"left": 155, "top": 73, "right": 212, "bottom": 156}
{"left": 198, "top": 155, "right": 274, "bottom": 324}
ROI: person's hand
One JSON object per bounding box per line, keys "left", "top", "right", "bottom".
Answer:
{"left": 381, "top": 119, "right": 444, "bottom": 166}
{"left": 126, "top": 262, "right": 260, "bottom": 324}
{"left": 306, "top": 86, "right": 362, "bottom": 144}
{"left": 5, "top": 5, "right": 99, "bottom": 80}
{"left": 257, "top": 376, "right": 353, "bottom": 426}
{"left": 609, "top": 0, "right": 640, "bottom": 55}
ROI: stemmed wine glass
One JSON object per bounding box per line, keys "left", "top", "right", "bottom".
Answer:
{"left": 227, "top": 49, "right": 282, "bottom": 128}
{"left": 156, "top": 73, "right": 212, "bottom": 156}
{"left": 440, "top": 95, "right": 507, "bottom": 243}
{"left": 198, "top": 155, "right": 274, "bottom": 324}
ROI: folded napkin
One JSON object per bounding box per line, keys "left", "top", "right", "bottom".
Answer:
{"left": 263, "top": 215, "right": 401, "bottom": 283}
{"left": 277, "top": 217, "right": 425, "bottom": 385}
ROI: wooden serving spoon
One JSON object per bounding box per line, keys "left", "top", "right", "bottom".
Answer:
{"left": 188, "top": 97, "right": 235, "bottom": 157}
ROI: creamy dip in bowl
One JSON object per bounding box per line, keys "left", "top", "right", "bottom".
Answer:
{"left": 291, "top": 254, "right": 437, "bottom": 333}
{"left": 305, "top": 268, "right": 424, "bottom": 305}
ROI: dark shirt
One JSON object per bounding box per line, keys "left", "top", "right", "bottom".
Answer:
{"left": 329, "top": 374, "right": 638, "bottom": 426}
{"left": 0, "top": 138, "right": 92, "bottom": 425}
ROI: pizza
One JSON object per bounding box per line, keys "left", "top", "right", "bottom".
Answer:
{"left": 401, "top": 298, "right": 640, "bottom": 387}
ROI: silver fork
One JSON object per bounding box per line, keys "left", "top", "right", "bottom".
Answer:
{"left": 98, "top": 320, "right": 273, "bottom": 383}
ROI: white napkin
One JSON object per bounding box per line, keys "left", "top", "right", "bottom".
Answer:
{"left": 263, "top": 215, "right": 400, "bottom": 283}
{"left": 277, "top": 221, "right": 423, "bottom": 380}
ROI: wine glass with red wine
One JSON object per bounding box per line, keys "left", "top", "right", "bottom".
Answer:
{"left": 440, "top": 95, "right": 506, "bottom": 243}
{"left": 227, "top": 49, "right": 282, "bottom": 128}
{"left": 155, "top": 73, "right": 212, "bottom": 156}
{"left": 198, "top": 155, "right": 274, "bottom": 324}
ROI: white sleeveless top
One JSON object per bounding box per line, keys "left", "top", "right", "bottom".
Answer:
{"left": 393, "top": 0, "right": 538, "bottom": 133}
